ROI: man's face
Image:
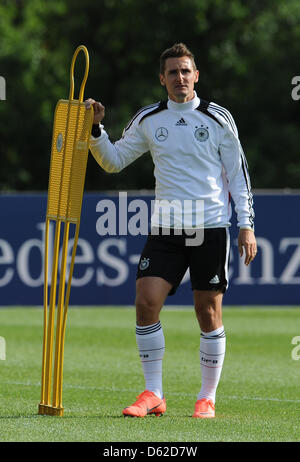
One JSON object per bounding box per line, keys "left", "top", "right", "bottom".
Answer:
{"left": 160, "top": 56, "right": 199, "bottom": 103}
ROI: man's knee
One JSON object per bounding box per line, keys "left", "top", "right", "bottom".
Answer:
{"left": 135, "top": 292, "right": 161, "bottom": 325}
{"left": 194, "top": 290, "right": 223, "bottom": 331}
{"left": 135, "top": 292, "right": 159, "bottom": 312}
{"left": 135, "top": 277, "right": 171, "bottom": 325}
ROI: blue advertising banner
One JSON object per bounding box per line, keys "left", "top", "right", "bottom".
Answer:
{"left": 0, "top": 192, "right": 299, "bottom": 306}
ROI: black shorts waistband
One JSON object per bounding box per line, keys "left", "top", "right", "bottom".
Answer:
{"left": 149, "top": 226, "right": 223, "bottom": 238}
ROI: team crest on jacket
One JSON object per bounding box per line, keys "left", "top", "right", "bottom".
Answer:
{"left": 194, "top": 126, "right": 209, "bottom": 142}
{"left": 139, "top": 257, "right": 150, "bottom": 270}
{"left": 155, "top": 127, "right": 168, "bottom": 142}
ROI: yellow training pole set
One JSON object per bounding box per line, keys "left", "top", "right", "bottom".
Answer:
{"left": 38, "top": 45, "right": 94, "bottom": 416}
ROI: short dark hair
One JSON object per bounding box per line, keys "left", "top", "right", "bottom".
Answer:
{"left": 160, "top": 43, "right": 196, "bottom": 74}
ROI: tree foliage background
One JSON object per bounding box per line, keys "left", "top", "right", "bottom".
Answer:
{"left": 0, "top": 0, "right": 299, "bottom": 191}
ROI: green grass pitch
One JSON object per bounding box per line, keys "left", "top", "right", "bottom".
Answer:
{"left": 0, "top": 306, "right": 299, "bottom": 442}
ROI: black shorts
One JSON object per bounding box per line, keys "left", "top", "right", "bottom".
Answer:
{"left": 136, "top": 228, "right": 230, "bottom": 295}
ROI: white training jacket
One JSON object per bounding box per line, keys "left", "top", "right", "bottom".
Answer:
{"left": 89, "top": 92, "right": 254, "bottom": 230}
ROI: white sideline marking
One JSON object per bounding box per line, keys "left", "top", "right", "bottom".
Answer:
{"left": 3, "top": 381, "right": 300, "bottom": 404}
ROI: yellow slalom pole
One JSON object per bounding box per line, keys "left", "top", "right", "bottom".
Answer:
{"left": 69, "top": 45, "right": 90, "bottom": 103}
{"left": 57, "top": 222, "right": 80, "bottom": 409}
{"left": 51, "top": 221, "right": 70, "bottom": 414}
{"left": 38, "top": 45, "right": 93, "bottom": 416}
{"left": 53, "top": 62, "right": 88, "bottom": 410}
{"left": 43, "top": 220, "right": 61, "bottom": 406}
{"left": 39, "top": 218, "right": 50, "bottom": 406}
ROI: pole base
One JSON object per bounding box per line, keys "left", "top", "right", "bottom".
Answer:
{"left": 38, "top": 403, "right": 64, "bottom": 416}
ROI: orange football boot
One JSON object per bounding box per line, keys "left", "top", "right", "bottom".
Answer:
{"left": 122, "top": 390, "right": 166, "bottom": 417}
{"left": 192, "top": 398, "right": 215, "bottom": 418}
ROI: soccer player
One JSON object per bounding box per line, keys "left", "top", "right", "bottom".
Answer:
{"left": 85, "top": 43, "right": 257, "bottom": 418}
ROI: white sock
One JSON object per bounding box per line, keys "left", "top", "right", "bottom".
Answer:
{"left": 197, "top": 326, "right": 226, "bottom": 404}
{"left": 136, "top": 321, "right": 165, "bottom": 399}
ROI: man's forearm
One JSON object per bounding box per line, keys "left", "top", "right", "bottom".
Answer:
{"left": 89, "top": 126, "right": 124, "bottom": 173}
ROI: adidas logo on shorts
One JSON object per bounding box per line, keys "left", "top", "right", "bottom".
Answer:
{"left": 209, "top": 275, "right": 220, "bottom": 284}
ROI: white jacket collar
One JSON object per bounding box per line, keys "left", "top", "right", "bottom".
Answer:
{"left": 167, "top": 91, "right": 200, "bottom": 112}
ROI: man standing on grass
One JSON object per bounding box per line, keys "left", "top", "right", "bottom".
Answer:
{"left": 85, "top": 43, "right": 257, "bottom": 418}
